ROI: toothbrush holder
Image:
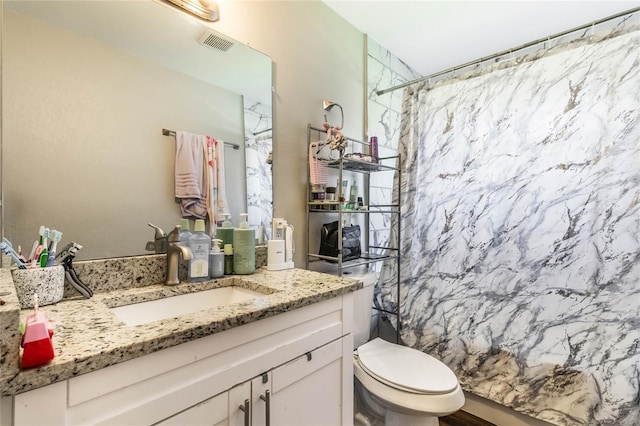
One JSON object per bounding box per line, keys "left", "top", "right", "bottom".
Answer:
{"left": 11, "top": 266, "right": 65, "bottom": 309}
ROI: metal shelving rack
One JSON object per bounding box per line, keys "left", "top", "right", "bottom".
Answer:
{"left": 305, "top": 124, "right": 402, "bottom": 343}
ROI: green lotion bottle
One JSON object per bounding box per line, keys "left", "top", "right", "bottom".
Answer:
{"left": 233, "top": 213, "right": 255, "bottom": 275}
{"left": 216, "top": 213, "right": 234, "bottom": 249}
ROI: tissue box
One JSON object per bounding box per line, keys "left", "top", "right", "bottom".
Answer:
{"left": 11, "top": 266, "right": 65, "bottom": 309}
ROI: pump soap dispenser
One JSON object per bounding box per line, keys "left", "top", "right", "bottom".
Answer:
{"left": 233, "top": 214, "right": 255, "bottom": 275}
{"left": 217, "top": 214, "right": 234, "bottom": 248}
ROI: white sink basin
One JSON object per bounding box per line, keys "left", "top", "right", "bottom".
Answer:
{"left": 110, "top": 286, "right": 266, "bottom": 326}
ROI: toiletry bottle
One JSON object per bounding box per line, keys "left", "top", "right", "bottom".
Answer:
{"left": 216, "top": 214, "right": 234, "bottom": 248}
{"left": 178, "top": 218, "right": 192, "bottom": 244}
{"left": 340, "top": 179, "right": 348, "bottom": 202}
{"left": 233, "top": 213, "right": 255, "bottom": 275}
{"left": 209, "top": 238, "right": 224, "bottom": 278}
{"left": 224, "top": 244, "right": 234, "bottom": 275}
{"left": 187, "top": 219, "right": 210, "bottom": 282}
{"left": 349, "top": 179, "right": 358, "bottom": 203}
{"left": 369, "top": 136, "right": 379, "bottom": 162}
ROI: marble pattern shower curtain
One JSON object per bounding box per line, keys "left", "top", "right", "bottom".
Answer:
{"left": 389, "top": 27, "right": 639, "bottom": 425}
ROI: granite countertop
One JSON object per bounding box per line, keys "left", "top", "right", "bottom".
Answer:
{"left": 0, "top": 262, "right": 361, "bottom": 396}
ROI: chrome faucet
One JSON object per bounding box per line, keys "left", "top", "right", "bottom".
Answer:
{"left": 165, "top": 225, "right": 193, "bottom": 285}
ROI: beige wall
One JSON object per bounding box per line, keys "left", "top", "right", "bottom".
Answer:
{"left": 2, "top": 9, "right": 248, "bottom": 259}
{"left": 212, "top": 1, "right": 366, "bottom": 265}
{"left": 0, "top": 1, "right": 363, "bottom": 264}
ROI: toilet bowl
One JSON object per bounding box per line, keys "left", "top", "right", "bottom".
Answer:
{"left": 354, "top": 338, "right": 465, "bottom": 425}
{"left": 350, "top": 271, "right": 464, "bottom": 426}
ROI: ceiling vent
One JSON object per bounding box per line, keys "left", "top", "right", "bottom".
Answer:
{"left": 198, "top": 31, "right": 234, "bottom": 52}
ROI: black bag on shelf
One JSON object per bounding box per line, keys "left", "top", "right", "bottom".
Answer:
{"left": 319, "top": 221, "right": 361, "bottom": 262}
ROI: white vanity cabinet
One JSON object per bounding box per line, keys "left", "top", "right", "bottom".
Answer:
{"left": 158, "top": 338, "right": 346, "bottom": 426}
{"left": 10, "top": 294, "right": 354, "bottom": 426}
{"left": 252, "top": 337, "right": 346, "bottom": 426}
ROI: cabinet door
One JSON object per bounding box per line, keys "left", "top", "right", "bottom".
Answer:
{"left": 270, "top": 338, "right": 345, "bottom": 426}
{"left": 228, "top": 382, "right": 253, "bottom": 426}
{"left": 251, "top": 373, "right": 271, "bottom": 426}
{"left": 156, "top": 381, "right": 251, "bottom": 426}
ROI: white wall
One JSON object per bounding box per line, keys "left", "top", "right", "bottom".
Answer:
{"left": 211, "top": 1, "right": 366, "bottom": 265}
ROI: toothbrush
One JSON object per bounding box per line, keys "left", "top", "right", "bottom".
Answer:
{"left": 0, "top": 241, "right": 27, "bottom": 269}
{"left": 38, "top": 228, "right": 50, "bottom": 267}
{"left": 46, "top": 230, "right": 62, "bottom": 267}
{"left": 28, "top": 240, "right": 38, "bottom": 263}
{"left": 32, "top": 226, "right": 45, "bottom": 268}
{"left": 17, "top": 245, "right": 27, "bottom": 263}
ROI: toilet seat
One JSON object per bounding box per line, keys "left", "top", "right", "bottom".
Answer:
{"left": 356, "top": 338, "right": 459, "bottom": 395}
{"left": 353, "top": 356, "right": 465, "bottom": 417}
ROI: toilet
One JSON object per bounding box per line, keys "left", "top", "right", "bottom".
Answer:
{"left": 351, "top": 272, "right": 465, "bottom": 426}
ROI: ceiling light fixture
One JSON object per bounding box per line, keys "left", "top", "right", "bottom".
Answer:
{"left": 163, "top": 0, "right": 219, "bottom": 22}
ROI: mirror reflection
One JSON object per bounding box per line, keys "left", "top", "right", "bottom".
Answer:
{"left": 2, "top": 0, "right": 273, "bottom": 260}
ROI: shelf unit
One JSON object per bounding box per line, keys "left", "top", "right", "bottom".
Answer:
{"left": 305, "top": 124, "right": 401, "bottom": 342}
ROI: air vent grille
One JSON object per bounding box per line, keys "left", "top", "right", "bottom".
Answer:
{"left": 198, "top": 31, "right": 234, "bottom": 52}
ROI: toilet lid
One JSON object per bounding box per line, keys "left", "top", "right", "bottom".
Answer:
{"left": 357, "top": 338, "right": 459, "bottom": 394}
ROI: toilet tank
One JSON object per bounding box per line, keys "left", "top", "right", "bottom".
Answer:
{"left": 308, "top": 264, "right": 377, "bottom": 349}
{"left": 350, "top": 272, "right": 377, "bottom": 349}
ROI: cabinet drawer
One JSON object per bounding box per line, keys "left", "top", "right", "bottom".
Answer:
{"left": 155, "top": 391, "right": 228, "bottom": 426}
{"left": 272, "top": 338, "right": 343, "bottom": 393}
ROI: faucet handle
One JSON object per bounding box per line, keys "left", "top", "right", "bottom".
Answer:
{"left": 167, "top": 225, "right": 182, "bottom": 244}
{"left": 147, "top": 223, "right": 166, "bottom": 238}
{"left": 147, "top": 223, "right": 168, "bottom": 253}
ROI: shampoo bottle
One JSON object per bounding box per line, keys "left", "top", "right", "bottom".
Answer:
{"left": 216, "top": 214, "right": 234, "bottom": 248}
{"left": 233, "top": 213, "right": 255, "bottom": 275}
{"left": 209, "top": 238, "right": 224, "bottom": 278}
{"left": 187, "top": 219, "right": 210, "bottom": 282}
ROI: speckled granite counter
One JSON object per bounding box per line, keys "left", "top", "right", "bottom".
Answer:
{"left": 0, "top": 256, "right": 360, "bottom": 396}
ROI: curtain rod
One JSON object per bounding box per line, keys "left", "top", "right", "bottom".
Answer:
{"left": 376, "top": 7, "right": 639, "bottom": 96}
{"left": 162, "top": 128, "right": 240, "bottom": 150}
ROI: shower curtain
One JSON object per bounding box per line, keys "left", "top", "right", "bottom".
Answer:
{"left": 383, "top": 26, "right": 639, "bottom": 425}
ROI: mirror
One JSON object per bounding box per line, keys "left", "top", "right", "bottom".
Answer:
{"left": 2, "top": 0, "right": 273, "bottom": 261}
